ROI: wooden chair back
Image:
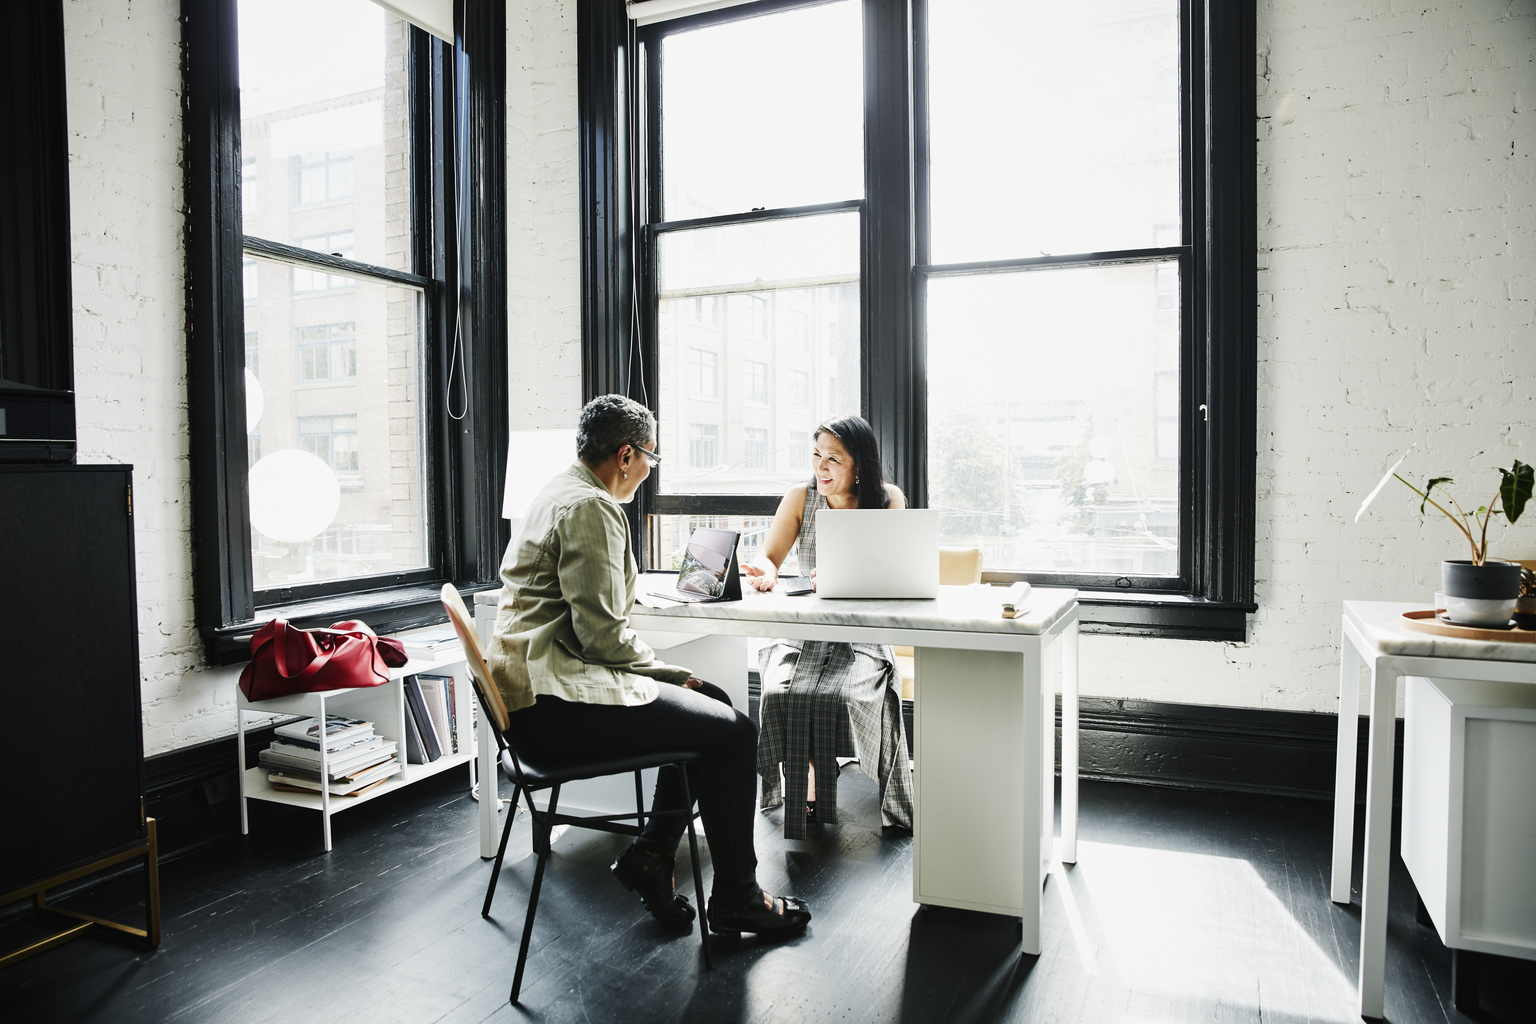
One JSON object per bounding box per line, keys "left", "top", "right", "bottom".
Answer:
{"left": 938, "top": 546, "right": 984, "bottom": 585}
{"left": 440, "top": 584, "right": 511, "bottom": 734}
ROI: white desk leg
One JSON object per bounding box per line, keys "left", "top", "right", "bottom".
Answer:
{"left": 477, "top": 698, "right": 499, "bottom": 859}
{"left": 1060, "top": 620, "right": 1079, "bottom": 866}
{"left": 1357, "top": 662, "right": 1398, "bottom": 1020}
{"left": 1331, "top": 619, "right": 1362, "bottom": 904}
{"left": 237, "top": 707, "right": 248, "bottom": 835}
{"left": 912, "top": 646, "right": 1039, "bottom": 946}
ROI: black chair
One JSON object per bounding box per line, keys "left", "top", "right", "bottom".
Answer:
{"left": 441, "top": 586, "right": 712, "bottom": 1005}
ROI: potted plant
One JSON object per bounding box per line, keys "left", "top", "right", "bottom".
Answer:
{"left": 1357, "top": 453, "right": 1533, "bottom": 626}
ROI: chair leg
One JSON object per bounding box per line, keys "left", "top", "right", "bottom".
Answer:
{"left": 677, "top": 764, "right": 711, "bottom": 970}
{"left": 483, "top": 784, "right": 522, "bottom": 918}
{"left": 634, "top": 769, "right": 646, "bottom": 833}
{"left": 510, "top": 786, "right": 559, "bottom": 1005}
{"left": 511, "top": 849, "right": 548, "bottom": 1005}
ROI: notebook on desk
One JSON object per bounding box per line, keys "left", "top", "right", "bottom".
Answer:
{"left": 815, "top": 508, "right": 940, "bottom": 599}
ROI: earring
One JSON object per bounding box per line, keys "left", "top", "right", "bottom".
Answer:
{"left": 622, "top": 471, "right": 628, "bottom": 480}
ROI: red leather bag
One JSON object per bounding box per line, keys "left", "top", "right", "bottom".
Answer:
{"left": 238, "top": 619, "right": 409, "bottom": 702}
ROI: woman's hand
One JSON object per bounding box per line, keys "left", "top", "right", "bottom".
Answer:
{"left": 809, "top": 568, "right": 817, "bottom": 592}
{"left": 744, "top": 562, "right": 778, "bottom": 593}
{"left": 683, "top": 677, "right": 704, "bottom": 690}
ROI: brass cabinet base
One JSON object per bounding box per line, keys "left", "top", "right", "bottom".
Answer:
{"left": 0, "top": 818, "right": 161, "bottom": 968}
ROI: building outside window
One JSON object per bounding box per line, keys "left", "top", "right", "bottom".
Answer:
{"left": 296, "top": 321, "right": 358, "bottom": 382}
{"left": 245, "top": 331, "right": 259, "bottom": 374}
{"left": 293, "top": 150, "right": 355, "bottom": 205}
{"left": 692, "top": 295, "right": 718, "bottom": 326}
{"left": 243, "top": 257, "right": 258, "bottom": 301}
{"left": 744, "top": 428, "right": 768, "bottom": 470}
{"left": 786, "top": 430, "right": 810, "bottom": 472}
{"left": 744, "top": 360, "right": 768, "bottom": 404}
{"left": 688, "top": 347, "right": 718, "bottom": 398}
{"left": 689, "top": 424, "right": 719, "bottom": 468}
{"left": 298, "top": 414, "right": 360, "bottom": 473}
{"left": 789, "top": 370, "right": 809, "bottom": 409}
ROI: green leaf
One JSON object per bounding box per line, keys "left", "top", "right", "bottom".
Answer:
{"left": 1421, "top": 477, "right": 1453, "bottom": 516}
{"left": 1501, "top": 461, "right": 1533, "bottom": 524}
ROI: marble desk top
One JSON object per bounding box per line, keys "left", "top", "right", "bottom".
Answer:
{"left": 1344, "top": 600, "right": 1536, "bottom": 665}
{"left": 630, "top": 577, "right": 1078, "bottom": 639}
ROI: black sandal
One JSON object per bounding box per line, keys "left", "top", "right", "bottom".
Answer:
{"left": 805, "top": 800, "right": 816, "bottom": 822}
{"left": 611, "top": 844, "right": 696, "bottom": 931}
{"left": 707, "top": 892, "right": 812, "bottom": 938}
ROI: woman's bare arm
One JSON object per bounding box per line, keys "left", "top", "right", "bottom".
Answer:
{"left": 743, "top": 484, "right": 807, "bottom": 590}
{"left": 885, "top": 483, "right": 908, "bottom": 509}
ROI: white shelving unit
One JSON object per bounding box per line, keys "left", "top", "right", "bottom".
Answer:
{"left": 236, "top": 645, "right": 474, "bottom": 851}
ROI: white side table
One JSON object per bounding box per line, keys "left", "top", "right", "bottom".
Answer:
{"left": 1331, "top": 601, "right": 1536, "bottom": 1019}
{"left": 236, "top": 648, "right": 474, "bottom": 852}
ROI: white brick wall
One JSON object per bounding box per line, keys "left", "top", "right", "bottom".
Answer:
{"left": 59, "top": 0, "right": 1536, "bottom": 760}
{"left": 65, "top": 0, "right": 245, "bottom": 758}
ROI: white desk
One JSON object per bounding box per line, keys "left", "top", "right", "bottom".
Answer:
{"left": 1331, "top": 601, "right": 1536, "bottom": 1019}
{"left": 629, "top": 581, "right": 1080, "bottom": 956}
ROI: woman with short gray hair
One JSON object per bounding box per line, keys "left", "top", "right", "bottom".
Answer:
{"left": 485, "top": 394, "right": 810, "bottom": 938}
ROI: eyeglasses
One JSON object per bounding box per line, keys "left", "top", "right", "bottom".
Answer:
{"left": 634, "top": 444, "right": 662, "bottom": 468}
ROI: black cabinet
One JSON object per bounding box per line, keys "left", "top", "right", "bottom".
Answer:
{"left": 0, "top": 465, "right": 143, "bottom": 894}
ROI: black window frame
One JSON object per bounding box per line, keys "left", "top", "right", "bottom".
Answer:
{"left": 184, "top": 0, "right": 509, "bottom": 665}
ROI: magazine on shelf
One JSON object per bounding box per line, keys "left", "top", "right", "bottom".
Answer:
{"left": 273, "top": 716, "right": 374, "bottom": 752}
{"left": 259, "top": 741, "right": 398, "bottom": 780}
{"left": 404, "top": 676, "right": 443, "bottom": 762}
{"left": 267, "top": 757, "right": 401, "bottom": 796}
{"left": 399, "top": 627, "right": 461, "bottom": 657}
{"left": 265, "top": 736, "right": 388, "bottom": 765}
{"left": 416, "top": 675, "right": 455, "bottom": 755}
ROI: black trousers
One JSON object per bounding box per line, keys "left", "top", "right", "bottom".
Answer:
{"left": 504, "top": 681, "right": 760, "bottom": 907}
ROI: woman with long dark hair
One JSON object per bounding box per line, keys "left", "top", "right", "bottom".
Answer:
{"left": 742, "top": 414, "right": 914, "bottom": 839}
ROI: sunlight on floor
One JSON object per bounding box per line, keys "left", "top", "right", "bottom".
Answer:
{"left": 1066, "top": 840, "right": 1359, "bottom": 1023}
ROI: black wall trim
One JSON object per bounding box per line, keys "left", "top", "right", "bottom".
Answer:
{"left": 1058, "top": 697, "right": 1402, "bottom": 805}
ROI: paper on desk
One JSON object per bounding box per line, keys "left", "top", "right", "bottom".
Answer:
{"left": 636, "top": 590, "right": 685, "bottom": 609}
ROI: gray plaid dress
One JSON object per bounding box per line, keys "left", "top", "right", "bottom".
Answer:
{"left": 757, "top": 487, "right": 915, "bottom": 840}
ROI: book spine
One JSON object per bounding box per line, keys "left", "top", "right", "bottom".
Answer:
{"left": 404, "top": 676, "right": 443, "bottom": 762}
{"left": 446, "top": 676, "right": 458, "bottom": 754}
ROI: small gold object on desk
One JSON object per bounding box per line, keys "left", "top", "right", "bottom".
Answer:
{"left": 1400, "top": 609, "right": 1536, "bottom": 643}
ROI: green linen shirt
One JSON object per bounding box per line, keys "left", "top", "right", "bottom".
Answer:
{"left": 485, "top": 462, "right": 691, "bottom": 713}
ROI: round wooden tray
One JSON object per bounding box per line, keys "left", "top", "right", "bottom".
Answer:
{"left": 1400, "top": 609, "right": 1536, "bottom": 642}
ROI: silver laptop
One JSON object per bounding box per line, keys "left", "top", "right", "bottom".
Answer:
{"left": 814, "top": 508, "right": 940, "bottom": 599}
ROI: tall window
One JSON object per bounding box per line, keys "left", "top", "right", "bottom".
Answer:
{"left": 187, "top": 0, "right": 507, "bottom": 661}
{"left": 623, "top": 0, "right": 1255, "bottom": 638}
{"left": 650, "top": 1, "right": 863, "bottom": 504}
{"left": 924, "top": 1, "right": 1183, "bottom": 579}
{"left": 237, "top": 0, "right": 427, "bottom": 594}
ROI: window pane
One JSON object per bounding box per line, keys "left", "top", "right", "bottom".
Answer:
{"left": 925, "top": 262, "right": 1180, "bottom": 577}
{"left": 927, "top": 0, "right": 1181, "bottom": 263}
{"left": 238, "top": 0, "right": 412, "bottom": 272}
{"left": 244, "top": 259, "right": 428, "bottom": 586}
{"left": 661, "top": 1, "right": 862, "bottom": 220}
{"left": 656, "top": 212, "right": 860, "bottom": 495}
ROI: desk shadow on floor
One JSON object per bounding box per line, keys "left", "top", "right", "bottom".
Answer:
{"left": 897, "top": 906, "right": 1034, "bottom": 1024}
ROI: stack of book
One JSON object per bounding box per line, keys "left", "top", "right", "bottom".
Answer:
{"left": 261, "top": 716, "right": 402, "bottom": 797}
{"left": 399, "top": 627, "right": 461, "bottom": 661}
{"left": 403, "top": 674, "right": 460, "bottom": 765}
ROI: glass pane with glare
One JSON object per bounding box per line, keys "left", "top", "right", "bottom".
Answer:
{"left": 662, "top": 1, "right": 863, "bottom": 220}
{"left": 925, "top": 262, "right": 1180, "bottom": 576}
{"left": 244, "top": 256, "right": 428, "bottom": 587}
{"left": 239, "top": 0, "right": 412, "bottom": 271}
{"left": 926, "top": 0, "right": 1181, "bottom": 263}
{"left": 656, "top": 212, "right": 860, "bottom": 495}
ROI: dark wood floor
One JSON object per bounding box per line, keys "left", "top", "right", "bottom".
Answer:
{"left": 3, "top": 767, "right": 1531, "bottom": 1024}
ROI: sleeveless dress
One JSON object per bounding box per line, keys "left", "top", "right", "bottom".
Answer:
{"left": 756, "top": 487, "right": 916, "bottom": 840}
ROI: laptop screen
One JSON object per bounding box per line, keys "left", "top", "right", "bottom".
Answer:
{"left": 676, "top": 528, "right": 739, "bottom": 596}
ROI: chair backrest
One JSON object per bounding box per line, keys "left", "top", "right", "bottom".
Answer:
{"left": 938, "top": 546, "right": 984, "bottom": 585}
{"left": 441, "top": 584, "right": 511, "bottom": 734}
